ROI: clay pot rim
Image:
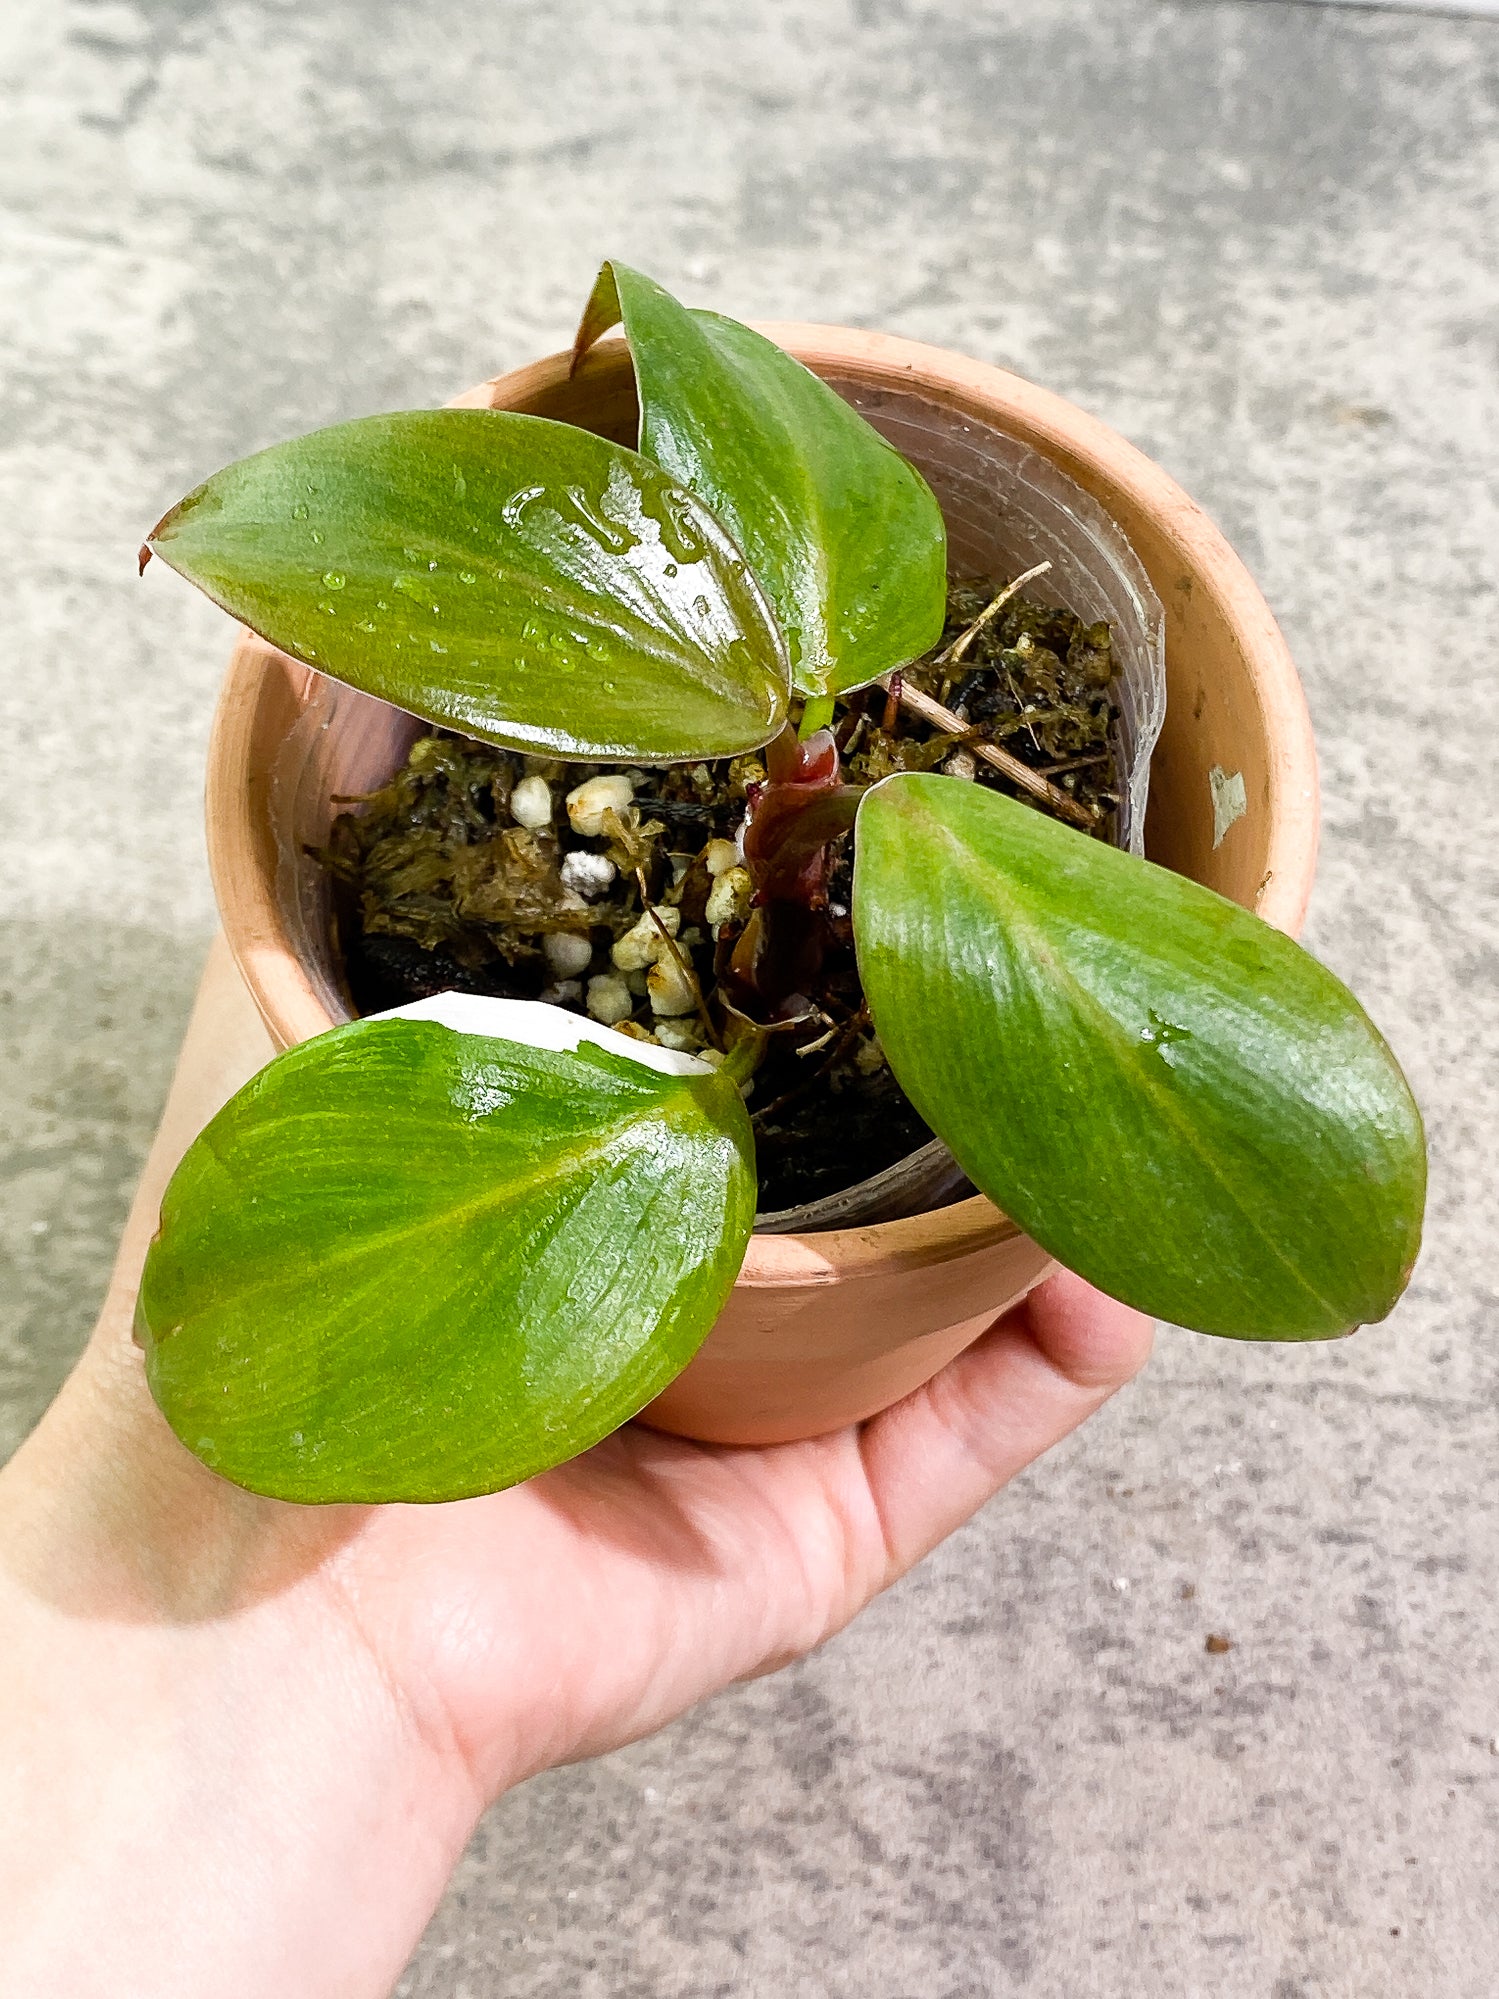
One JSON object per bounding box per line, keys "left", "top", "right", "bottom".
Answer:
{"left": 206, "top": 324, "right": 1318, "bottom": 1295}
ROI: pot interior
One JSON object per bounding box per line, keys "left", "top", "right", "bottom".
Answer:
{"left": 266, "top": 370, "right": 1165, "bottom": 1233}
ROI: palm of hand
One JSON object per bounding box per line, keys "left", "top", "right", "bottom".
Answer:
{"left": 319, "top": 1269, "right": 1150, "bottom": 1801}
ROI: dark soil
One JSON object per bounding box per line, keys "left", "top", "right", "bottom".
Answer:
{"left": 321, "top": 578, "right": 1123, "bottom": 1214}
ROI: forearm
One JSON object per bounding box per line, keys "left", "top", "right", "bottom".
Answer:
{"left": 0, "top": 1286, "right": 488, "bottom": 1999}
{"left": 0, "top": 1539, "right": 477, "bottom": 1999}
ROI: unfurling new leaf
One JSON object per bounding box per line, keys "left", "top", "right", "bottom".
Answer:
{"left": 574, "top": 261, "right": 948, "bottom": 701}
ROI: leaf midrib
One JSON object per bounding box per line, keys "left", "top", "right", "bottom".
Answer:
{"left": 194, "top": 514, "right": 767, "bottom": 688}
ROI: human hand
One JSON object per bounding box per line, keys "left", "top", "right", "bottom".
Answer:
{"left": 0, "top": 940, "right": 1152, "bottom": 1998}
{"left": 362, "top": 1260, "right": 1152, "bottom": 1785}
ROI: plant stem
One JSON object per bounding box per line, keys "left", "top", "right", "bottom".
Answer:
{"left": 720, "top": 1033, "right": 765, "bottom": 1086}
{"left": 797, "top": 694, "right": 835, "bottom": 739}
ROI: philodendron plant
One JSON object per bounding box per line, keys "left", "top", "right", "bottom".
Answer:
{"left": 136, "top": 263, "right": 1426, "bottom": 1503}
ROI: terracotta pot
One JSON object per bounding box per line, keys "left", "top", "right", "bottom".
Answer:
{"left": 204, "top": 328, "right": 1318, "bottom": 1447}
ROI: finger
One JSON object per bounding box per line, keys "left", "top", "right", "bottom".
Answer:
{"left": 855, "top": 1268, "right": 1154, "bottom": 1584}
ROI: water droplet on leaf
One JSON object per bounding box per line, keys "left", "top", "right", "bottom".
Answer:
{"left": 655, "top": 491, "right": 706, "bottom": 563}
{"left": 502, "top": 484, "right": 547, "bottom": 530}
{"left": 395, "top": 576, "right": 440, "bottom": 615}
{"left": 562, "top": 484, "right": 638, "bottom": 554}
{"left": 1140, "top": 1011, "right": 1192, "bottom": 1066}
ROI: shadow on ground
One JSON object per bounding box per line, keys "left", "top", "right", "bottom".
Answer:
{"left": 0, "top": 921, "right": 208, "bottom": 1463}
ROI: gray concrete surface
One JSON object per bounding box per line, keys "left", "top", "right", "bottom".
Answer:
{"left": 2, "top": 1, "right": 1496, "bottom": 1992}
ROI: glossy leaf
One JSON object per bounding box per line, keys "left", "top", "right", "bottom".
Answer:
{"left": 136, "top": 1014, "right": 756, "bottom": 1501}
{"left": 574, "top": 261, "right": 947, "bottom": 701}
{"left": 145, "top": 408, "right": 789, "bottom": 761}
{"left": 853, "top": 775, "right": 1426, "bottom": 1340}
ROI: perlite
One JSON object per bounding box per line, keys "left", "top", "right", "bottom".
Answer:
{"left": 565, "top": 773, "right": 637, "bottom": 837}
{"left": 611, "top": 906, "right": 681, "bottom": 973}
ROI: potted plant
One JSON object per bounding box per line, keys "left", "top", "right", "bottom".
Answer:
{"left": 135, "top": 264, "right": 1425, "bottom": 1503}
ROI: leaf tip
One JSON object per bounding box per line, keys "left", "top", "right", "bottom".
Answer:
{"left": 142, "top": 493, "right": 184, "bottom": 560}
{"left": 571, "top": 259, "right": 623, "bottom": 378}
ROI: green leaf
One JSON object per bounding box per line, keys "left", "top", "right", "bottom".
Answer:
{"left": 853, "top": 775, "right": 1426, "bottom": 1340}
{"left": 136, "top": 1014, "right": 757, "bottom": 1501}
{"left": 575, "top": 261, "right": 948, "bottom": 701}
{"left": 146, "top": 408, "right": 789, "bottom": 762}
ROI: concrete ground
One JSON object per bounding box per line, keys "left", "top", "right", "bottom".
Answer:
{"left": 2, "top": 2, "right": 1496, "bottom": 1992}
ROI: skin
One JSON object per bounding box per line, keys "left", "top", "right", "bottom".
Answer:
{"left": 0, "top": 941, "right": 1153, "bottom": 1996}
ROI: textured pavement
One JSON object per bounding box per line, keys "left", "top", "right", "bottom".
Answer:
{"left": 2, "top": 3, "right": 1497, "bottom": 1994}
